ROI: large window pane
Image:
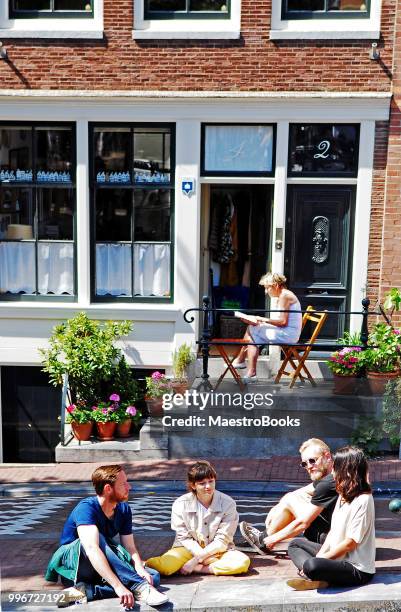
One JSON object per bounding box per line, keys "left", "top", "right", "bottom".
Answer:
{"left": 203, "top": 125, "right": 274, "bottom": 174}
{"left": 285, "top": 0, "right": 367, "bottom": 12}
{"left": 96, "top": 243, "right": 132, "bottom": 297}
{"left": 134, "top": 244, "right": 170, "bottom": 297}
{"left": 95, "top": 189, "right": 132, "bottom": 242}
{"left": 94, "top": 128, "right": 131, "bottom": 183}
{"left": 36, "top": 128, "right": 73, "bottom": 181}
{"left": 38, "top": 242, "right": 74, "bottom": 295}
{"left": 38, "top": 187, "right": 74, "bottom": 240}
{"left": 0, "top": 187, "right": 34, "bottom": 239}
{"left": 12, "top": 1, "right": 51, "bottom": 9}
{"left": 148, "top": 0, "right": 186, "bottom": 9}
{"left": 134, "top": 189, "right": 170, "bottom": 241}
{"left": 288, "top": 124, "right": 359, "bottom": 176}
{"left": 54, "top": 0, "right": 92, "bottom": 9}
{"left": 190, "top": 0, "right": 228, "bottom": 10}
{"left": 0, "top": 242, "right": 35, "bottom": 294}
{"left": 134, "top": 128, "right": 171, "bottom": 184}
{"left": 0, "top": 127, "right": 33, "bottom": 182}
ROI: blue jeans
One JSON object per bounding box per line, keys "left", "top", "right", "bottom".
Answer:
{"left": 63, "top": 534, "right": 160, "bottom": 601}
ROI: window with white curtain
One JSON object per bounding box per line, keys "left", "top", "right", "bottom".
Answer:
{"left": 0, "top": 124, "right": 75, "bottom": 300}
{"left": 91, "top": 124, "right": 174, "bottom": 301}
{"left": 202, "top": 124, "right": 275, "bottom": 176}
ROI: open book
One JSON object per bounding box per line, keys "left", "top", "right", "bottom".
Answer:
{"left": 234, "top": 311, "right": 258, "bottom": 326}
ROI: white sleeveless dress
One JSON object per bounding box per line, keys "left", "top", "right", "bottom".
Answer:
{"left": 249, "top": 300, "right": 302, "bottom": 344}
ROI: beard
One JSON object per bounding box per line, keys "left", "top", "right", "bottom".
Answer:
{"left": 309, "top": 465, "right": 329, "bottom": 482}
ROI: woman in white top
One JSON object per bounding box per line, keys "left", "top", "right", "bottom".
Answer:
{"left": 233, "top": 272, "right": 302, "bottom": 383}
{"left": 287, "top": 446, "right": 375, "bottom": 590}
{"left": 146, "top": 461, "right": 250, "bottom": 577}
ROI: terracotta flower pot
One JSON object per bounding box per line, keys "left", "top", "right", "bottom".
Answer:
{"left": 332, "top": 374, "right": 359, "bottom": 395}
{"left": 366, "top": 370, "right": 400, "bottom": 395}
{"left": 171, "top": 380, "right": 189, "bottom": 395}
{"left": 116, "top": 419, "right": 132, "bottom": 438}
{"left": 96, "top": 421, "right": 117, "bottom": 441}
{"left": 71, "top": 421, "right": 93, "bottom": 441}
{"left": 145, "top": 398, "right": 164, "bottom": 417}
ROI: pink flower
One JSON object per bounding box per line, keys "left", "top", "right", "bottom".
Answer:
{"left": 151, "top": 371, "right": 163, "bottom": 380}
{"left": 126, "top": 406, "right": 137, "bottom": 416}
{"left": 66, "top": 404, "right": 76, "bottom": 414}
{"left": 91, "top": 405, "right": 98, "bottom": 411}
{"left": 109, "top": 393, "right": 120, "bottom": 402}
{"left": 102, "top": 408, "right": 108, "bottom": 415}
{"left": 394, "top": 329, "right": 400, "bottom": 335}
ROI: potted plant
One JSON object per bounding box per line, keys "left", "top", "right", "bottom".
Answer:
{"left": 327, "top": 346, "right": 363, "bottom": 395}
{"left": 91, "top": 396, "right": 120, "bottom": 440}
{"left": 171, "top": 343, "right": 196, "bottom": 394}
{"left": 113, "top": 396, "right": 142, "bottom": 438}
{"left": 145, "top": 371, "right": 173, "bottom": 417}
{"left": 66, "top": 402, "right": 94, "bottom": 441}
{"left": 362, "top": 322, "right": 401, "bottom": 394}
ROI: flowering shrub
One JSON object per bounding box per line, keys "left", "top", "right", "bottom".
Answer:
{"left": 65, "top": 402, "right": 93, "bottom": 424}
{"left": 145, "top": 371, "right": 173, "bottom": 399}
{"left": 91, "top": 393, "right": 141, "bottom": 423}
{"left": 327, "top": 347, "right": 363, "bottom": 376}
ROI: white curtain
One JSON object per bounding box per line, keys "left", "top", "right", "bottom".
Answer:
{"left": 38, "top": 242, "right": 74, "bottom": 295}
{"left": 0, "top": 241, "right": 74, "bottom": 295}
{"left": 134, "top": 244, "right": 170, "bottom": 297}
{"left": 95, "top": 243, "right": 170, "bottom": 297}
{"left": 96, "top": 243, "right": 132, "bottom": 296}
{"left": 204, "top": 125, "right": 274, "bottom": 173}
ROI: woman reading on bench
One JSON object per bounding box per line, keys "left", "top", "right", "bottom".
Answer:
{"left": 233, "top": 272, "right": 302, "bottom": 383}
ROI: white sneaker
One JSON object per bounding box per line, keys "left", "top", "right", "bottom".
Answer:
{"left": 243, "top": 375, "right": 258, "bottom": 383}
{"left": 57, "top": 583, "right": 87, "bottom": 607}
{"left": 134, "top": 582, "right": 169, "bottom": 606}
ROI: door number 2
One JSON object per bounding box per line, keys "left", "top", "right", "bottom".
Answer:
{"left": 314, "top": 140, "right": 330, "bottom": 159}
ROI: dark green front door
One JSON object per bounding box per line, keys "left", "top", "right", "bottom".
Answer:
{"left": 285, "top": 185, "right": 355, "bottom": 343}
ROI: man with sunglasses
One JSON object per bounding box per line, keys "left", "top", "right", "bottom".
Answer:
{"left": 240, "top": 438, "right": 337, "bottom": 554}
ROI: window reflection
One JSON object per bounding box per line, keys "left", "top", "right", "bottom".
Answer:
{"left": 95, "top": 189, "right": 132, "bottom": 242}
{"left": 36, "top": 128, "right": 73, "bottom": 178}
{"left": 0, "top": 127, "right": 33, "bottom": 181}
{"left": 134, "top": 189, "right": 170, "bottom": 241}
{"left": 94, "top": 128, "right": 131, "bottom": 183}
{"left": 38, "top": 188, "right": 74, "bottom": 240}
{"left": 134, "top": 128, "right": 171, "bottom": 184}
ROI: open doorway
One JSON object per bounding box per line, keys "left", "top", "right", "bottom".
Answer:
{"left": 200, "top": 184, "right": 273, "bottom": 338}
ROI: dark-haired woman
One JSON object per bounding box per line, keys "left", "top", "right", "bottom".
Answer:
{"left": 146, "top": 461, "right": 250, "bottom": 576}
{"left": 287, "top": 446, "right": 375, "bottom": 590}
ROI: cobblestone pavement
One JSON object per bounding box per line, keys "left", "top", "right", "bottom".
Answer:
{"left": 1, "top": 492, "right": 401, "bottom": 594}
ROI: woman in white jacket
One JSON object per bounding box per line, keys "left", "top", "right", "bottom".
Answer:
{"left": 147, "top": 461, "right": 250, "bottom": 576}
{"left": 287, "top": 446, "right": 375, "bottom": 590}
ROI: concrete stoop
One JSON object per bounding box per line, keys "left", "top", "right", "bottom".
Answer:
{"left": 7, "top": 575, "right": 401, "bottom": 611}
{"left": 55, "top": 419, "right": 168, "bottom": 462}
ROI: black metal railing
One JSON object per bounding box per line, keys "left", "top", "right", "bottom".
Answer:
{"left": 183, "top": 296, "right": 375, "bottom": 384}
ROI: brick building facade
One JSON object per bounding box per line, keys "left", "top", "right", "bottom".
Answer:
{"left": 0, "top": 0, "right": 396, "bottom": 461}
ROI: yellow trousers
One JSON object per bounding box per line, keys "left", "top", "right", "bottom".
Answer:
{"left": 147, "top": 546, "right": 250, "bottom": 576}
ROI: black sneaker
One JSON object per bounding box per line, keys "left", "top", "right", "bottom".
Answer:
{"left": 239, "top": 521, "right": 266, "bottom": 556}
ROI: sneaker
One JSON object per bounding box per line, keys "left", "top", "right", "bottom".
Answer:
{"left": 232, "top": 359, "right": 246, "bottom": 369}
{"left": 57, "top": 582, "right": 87, "bottom": 608}
{"left": 286, "top": 578, "right": 329, "bottom": 591}
{"left": 134, "top": 582, "right": 169, "bottom": 606}
{"left": 239, "top": 521, "right": 266, "bottom": 555}
{"left": 243, "top": 375, "right": 258, "bottom": 383}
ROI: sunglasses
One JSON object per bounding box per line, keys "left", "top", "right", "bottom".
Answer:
{"left": 300, "top": 457, "right": 319, "bottom": 468}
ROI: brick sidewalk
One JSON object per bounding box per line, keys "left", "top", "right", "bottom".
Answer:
{"left": 1, "top": 457, "right": 401, "bottom": 485}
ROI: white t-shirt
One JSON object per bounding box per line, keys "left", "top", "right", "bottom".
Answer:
{"left": 326, "top": 493, "right": 375, "bottom": 575}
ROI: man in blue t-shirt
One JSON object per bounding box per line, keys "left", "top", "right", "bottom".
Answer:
{"left": 46, "top": 464, "right": 168, "bottom": 609}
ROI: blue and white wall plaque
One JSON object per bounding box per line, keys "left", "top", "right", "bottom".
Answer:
{"left": 182, "top": 178, "right": 196, "bottom": 197}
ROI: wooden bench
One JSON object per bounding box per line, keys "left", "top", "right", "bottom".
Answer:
{"left": 211, "top": 306, "right": 328, "bottom": 390}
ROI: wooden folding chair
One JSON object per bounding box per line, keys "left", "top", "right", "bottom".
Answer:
{"left": 274, "top": 306, "right": 328, "bottom": 388}
{"left": 212, "top": 339, "right": 247, "bottom": 391}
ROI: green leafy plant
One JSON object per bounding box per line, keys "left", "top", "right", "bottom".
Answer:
{"left": 361, "top": 322, "right": 401, "bottom": 373}
{"left": 172, "top": 343, "right": 196, "bottom": 381}
{"left": 145, "top": 371, "right": 173, "bottom": 399}
{"left": 338, "top": 331, "right": 362, "bottom": 346}
{"left": 382, "top": 380, "right": 401, "bottom": 449}
{"left": 351, "top": 416, "right": 383, "bottom": 458}
{"left": 65, "top": 402, "right": 93, "bottom": 424}
{"left": 382, "top": 288, "right": 401, "bottom": 324}
{"left": 39, "top": 313, "right": 133, "bottom": 406}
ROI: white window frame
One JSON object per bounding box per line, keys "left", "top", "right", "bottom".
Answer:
{"left": 133, "top": 0, "right": 241, "bottom": 39}
{"left": 270, "top": 0, "right": 381, "bottom": 39}
{"left": 0, "top": 0, "right": 103, "bottom": 39}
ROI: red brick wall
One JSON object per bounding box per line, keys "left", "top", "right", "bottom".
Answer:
{"left": 0, "top": 0, "right": 395, "bottom": 92}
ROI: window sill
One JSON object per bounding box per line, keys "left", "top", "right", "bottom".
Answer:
{"left": 0, "top": 28, "right": 103, "bottom": 39}
{"left": 269, "top": 28, "right": 380, "bottom": 39}
{"left": 132, "top": 28, "right": 240, "bottom": 40}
